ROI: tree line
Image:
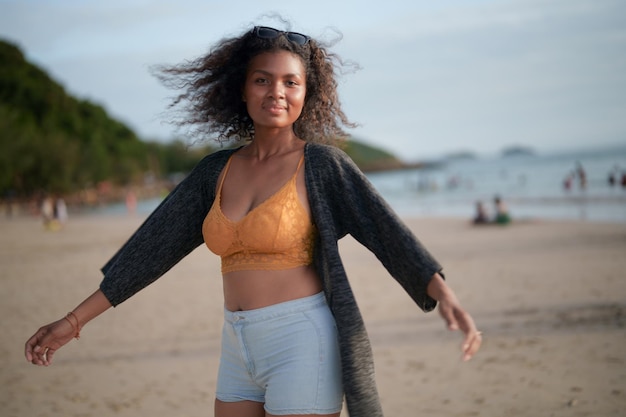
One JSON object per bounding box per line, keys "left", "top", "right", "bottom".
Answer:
{"left": 0, "top": 39, "right": 402, "bottom": 205}
{"left": 0, "top": 39, "right": 216, "bottom": 200}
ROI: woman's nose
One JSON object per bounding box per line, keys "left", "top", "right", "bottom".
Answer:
{"left": 268, "top": 82, "right": 285, "bottom": 99}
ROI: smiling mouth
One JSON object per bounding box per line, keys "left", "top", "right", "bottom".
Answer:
{"left": 265, "top": 105, "right": 286, "bottom": 114}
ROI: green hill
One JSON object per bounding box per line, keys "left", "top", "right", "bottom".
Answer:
{"left": 0, "top": 39, "right": 212, "bottom": 198}
{"left": 343, "top": 139, "right": 406, "bottom": 171}
{"left": 0, "top": 40, "right": 146, "bottom": 195}
{"left": 0, "top": 39, "right": 403, "bottom": 200}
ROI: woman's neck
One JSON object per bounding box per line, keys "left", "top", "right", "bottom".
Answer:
{"left": 243, "top": 128, "right": 303, "bottom": 160}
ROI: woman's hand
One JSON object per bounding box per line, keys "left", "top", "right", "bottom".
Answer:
{"left": 436, "top": 294, "right": 482, "bottom": 361}
{"left": 25, "top": 317, "right": 77, "bottom": 366}
{"left": 25, "top": 289, "right": 112, "bottom": 366}
{"left": 427, "top": 273, "right": 482, "bottom": 361}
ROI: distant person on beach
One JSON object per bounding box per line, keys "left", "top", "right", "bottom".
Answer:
{"left": 472, "top": 200, "right": 490, "bottom": 225}
{"left": 563, "top": 172, "right": 574, "bottom": 191}
{"left": 576, "top": 161, "right": 587, "bottom": 190}
{"left": 608, "top": 172, "right": 615, "bottom": 186}
{"left": 607, "top": 166, "right": 618, "bottom": 187}
{"left": 125, "top": 189, "right": 137, "bottom": 215}
{"left": 40, "top": 195, "right": 55, "bottom": 228}
{"left": 472, "top": 197, "right": 510, "bottom": 226}
{"left": 41, "top": 195, "right": 67, "bottom": 231}
{"left": 493, "top": 195, "right": 511, "bottom": 225}
{"left": 55, "top": 197, "right": 68, "bottom": 225}
{"left": 25, "top": 23, "right": 481, "bottom": 417}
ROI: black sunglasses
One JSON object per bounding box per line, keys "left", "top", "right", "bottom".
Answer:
{"left": 253, "top": 26, "right": 311, "bottom": 45}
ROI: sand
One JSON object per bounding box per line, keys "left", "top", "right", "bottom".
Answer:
{"left": 1, "top": 213, "right": 625, "bottom": 416}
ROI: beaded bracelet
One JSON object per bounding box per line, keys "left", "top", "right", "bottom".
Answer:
{"left": 64, "top": 312, "right": 81, "bottom": 339}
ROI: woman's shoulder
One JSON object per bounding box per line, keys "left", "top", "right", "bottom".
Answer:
{"left": 305, "top": 141, "right": 346, "bottom": 155}
{"left": 200, "top": 146, "right": 239, "bottom": 163}
{"left": 305, "top": 142, "right": 354, "bottom": 168}
{"left": 181, "top": 147, "right": 239, "bottom": 185}
{"left": 191, "top": 146, "right": 238, "bottom": 171}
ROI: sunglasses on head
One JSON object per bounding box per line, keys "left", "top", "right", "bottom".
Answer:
{"left": 253, "top": 26, "right": 311, "bottom": 45}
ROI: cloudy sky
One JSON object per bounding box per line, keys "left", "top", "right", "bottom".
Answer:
{"left": 1, "top": 0, "right": 624, "bottom": 160}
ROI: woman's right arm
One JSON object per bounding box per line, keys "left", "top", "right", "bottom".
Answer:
{"left": 24, "top": 289, "right": 112, "bottom": 366}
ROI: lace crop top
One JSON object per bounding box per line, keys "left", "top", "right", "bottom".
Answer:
{"left": 202, "top": 154, "right": 317, "bottom": 273}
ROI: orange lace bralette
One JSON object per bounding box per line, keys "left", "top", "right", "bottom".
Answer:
{"left": 202, "top": 154, "right": 317, "bottom": 273}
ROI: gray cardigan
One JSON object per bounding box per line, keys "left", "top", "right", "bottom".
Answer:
{"left": 100, "top": 142, "right": 442, "bottom": 416}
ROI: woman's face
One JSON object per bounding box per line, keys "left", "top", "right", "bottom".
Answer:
{"left": 243, "top": 50, "right": 306, "bottom": 132}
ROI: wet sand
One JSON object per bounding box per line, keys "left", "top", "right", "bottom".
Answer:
{"left": 1, "top": 214, "right": 625, "bottom": 416}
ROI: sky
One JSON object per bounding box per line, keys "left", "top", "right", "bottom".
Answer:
{"left": 1, "top": 0, "right": 625, "bottom": 161}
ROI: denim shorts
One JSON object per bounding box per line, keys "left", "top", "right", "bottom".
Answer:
{"left": 216, "top": 292, "right": 343, "bottom": 415}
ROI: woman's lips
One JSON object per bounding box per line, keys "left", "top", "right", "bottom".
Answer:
{"left": 265, "top": 104, "right": 286, "bottom": 115}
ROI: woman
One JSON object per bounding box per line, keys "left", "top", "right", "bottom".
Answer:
{"left": 25, "top": 25, "right": 482, "bottom": 417}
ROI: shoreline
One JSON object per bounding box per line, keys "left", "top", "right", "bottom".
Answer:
{"left": 4, "top": 194, "right": 624, "bottom": 227}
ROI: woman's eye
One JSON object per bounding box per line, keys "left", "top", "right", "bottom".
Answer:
{"left": 255, "top": 78, "right": 269, "bottom": 84}
{"left": 285, "top": 80, "right": 298, "bottom": 87}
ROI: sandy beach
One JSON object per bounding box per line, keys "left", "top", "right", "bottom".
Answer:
{"left": 1, "top": 213, "right": 625, "bottom": 416}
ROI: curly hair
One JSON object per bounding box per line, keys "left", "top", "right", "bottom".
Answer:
{"left": 155, "top": 26, "right": 356, "bottom": 145}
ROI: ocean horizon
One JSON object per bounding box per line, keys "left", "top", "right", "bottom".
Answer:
{"left": 94, "top": 143, "right": 626, "bottom": 224}
{"left": 367, "top": 143, "right": 626, "bottom": 223}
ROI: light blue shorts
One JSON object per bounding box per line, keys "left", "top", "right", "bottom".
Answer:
{"left": 216, "top": 292, "right": 343, "bottom": 415}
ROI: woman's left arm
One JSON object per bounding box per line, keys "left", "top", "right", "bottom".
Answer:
{"left": 307, "top": 145, "right": 481, "bottom": 359}
{"left": 427, "top": 272, "right": 482, "bottom": 361}
{"left": 308, "top": 145, "right": 442, "bottom": 311}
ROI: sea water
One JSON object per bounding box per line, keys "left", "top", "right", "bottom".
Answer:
{"left": 98, "top": 144, "right": 626, "bottom": 223}
{"left": 367, "top": 144, "right": 626, "bottom": 223}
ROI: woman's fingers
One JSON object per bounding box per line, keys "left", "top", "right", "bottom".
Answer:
{"left": 456, "top": 310, "right": 482, "bottom": 361}
{"left": 25, "top": 320, "right": 68, "bottom": 366}
{"left": 25, "top": 330, "right": 45, "bottom": 363}
{"left": 462, "top": 330, "right": 482, "bottom": 361}
{"left": 438, "top": 300, "right": 482, "bottom": 361}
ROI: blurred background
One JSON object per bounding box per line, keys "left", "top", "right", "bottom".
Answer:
{"left": 1, "top": 0, "right": 625, "bottom": 222}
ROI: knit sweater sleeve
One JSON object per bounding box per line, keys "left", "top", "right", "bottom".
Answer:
{"left": 99, "top": 150, "right": 229, "bottom": 306}
{"left": 308, "top": 143, "right": 441, "bottom": 312}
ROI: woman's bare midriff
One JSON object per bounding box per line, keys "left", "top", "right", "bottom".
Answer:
{"left": 223, "top": 265, "right": 322, "bottom": 311}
